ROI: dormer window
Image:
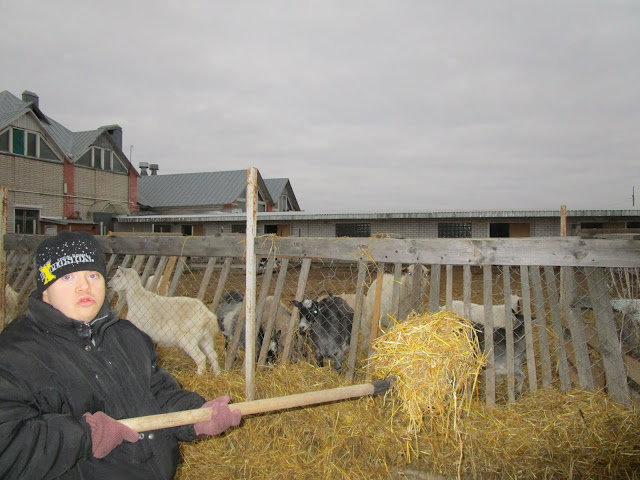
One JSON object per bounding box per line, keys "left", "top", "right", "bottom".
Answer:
{"left": 76, "top": 146, "right": 128, "bottom": 173}
{"left": 0, "top": 127, "right": 59, "bottom": 161}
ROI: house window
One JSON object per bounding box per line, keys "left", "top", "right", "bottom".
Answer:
{"left": 489, "top": 223, "right": 510, "bottom": 238}
{"left": 438, "top": 222, "right": 472, "bottom": 238}
{"left": 14, "top": 208, "right": 39, "bottom": 234}
{"left": 264, "top": 224, "right": 278, "bottom": 234}
{"left": 76, "top": 147, "right": 125, "bottom": 172}
{"left": 335, "top": 223, "right": 371, "bottom": 237}
{"left": 0, "top": 129, "right": 8, "bottom": 151}
{"left": 278, "top": 195, "right": 293, "bottom": 211}
{"left": 39, "top": 137, "right": 57, "bottom": 160}
{"left": 581, "top": 222, "right": 603, "bottom": 229}
{"left": 232, "top": 224, "right": 246, "bottom": 234}
{"left": 12, "top": 128, "right": 25, "bottom": 155}
{"left": 628, "top": 221, "right": 640, "bottom": 229}
{"left": 181, "top": 225, "right": 194, "bottom": 236}
{"left": 153, "top": 224, "right": 171, "bottom": 233}
{"left": 0, "top": 128, "right": 59, "bottom": 160}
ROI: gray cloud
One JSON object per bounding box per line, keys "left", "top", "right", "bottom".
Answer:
{"left": 2, "top": 0, "right": 638, "bottom": 212}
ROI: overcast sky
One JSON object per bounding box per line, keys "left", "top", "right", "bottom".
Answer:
{"left": 3, "top": 1, "right": 639, "bottom": 213}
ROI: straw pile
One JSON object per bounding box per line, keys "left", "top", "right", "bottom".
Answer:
{"left": 156, "top": 314, "right": 640, "bottom": 479}
{"left": 367, "top": 310, "right": 484, "bottom": 434}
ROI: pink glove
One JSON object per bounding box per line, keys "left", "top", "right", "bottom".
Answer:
{"left": 194, "top": 395, "right": 242, "bottom": 437}
{"left": 83, "top": 411, "right": 140, "bottom": 458}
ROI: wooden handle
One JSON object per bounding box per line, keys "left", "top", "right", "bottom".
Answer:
{"left": 118, "top": 377, "right": 395, "bottom": 433}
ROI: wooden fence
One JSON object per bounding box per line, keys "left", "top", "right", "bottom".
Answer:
{"left": 2, "top": 233, "right": 640, "bottom": 407}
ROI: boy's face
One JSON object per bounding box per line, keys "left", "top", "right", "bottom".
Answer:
{"left": 42, "top": 271, "right": 106, "bottom": 323}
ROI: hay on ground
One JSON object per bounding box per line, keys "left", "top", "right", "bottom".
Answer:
{"left": 155, "top": 323, "right": 640, "bottom": 479}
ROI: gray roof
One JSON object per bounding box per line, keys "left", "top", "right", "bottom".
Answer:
{"left": 264, "top": 177, "right": 300, "bottom": 210}
{"left": 137, "top": 170, "right": 274, "bottom": 208}
{"left": 0, "top": 90, "right": 128, "bottom": 162}
{"left": 118, "top": 208, "right": 640, "bottom": 223}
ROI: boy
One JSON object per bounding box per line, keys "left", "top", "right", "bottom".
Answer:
{"left": 0, "top": 231, "right": 241, "bottom": 479}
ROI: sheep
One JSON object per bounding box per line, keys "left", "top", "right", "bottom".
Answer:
{"left": 473, "top": 312, "right": 528, "bottom": 399}
{"left": 440, "top": 294, "right": 523, "bottom": 329}
{"left": 362, "top": 264, "right": 430, "bottom": 335}
{"left": 292, "top": 294, "right": 354, "bottom": 372}
{"left": 217, "top": 291, "right": 292, "bottom": 364}
{"left": 108, "top": 267, "right": 221, "bottom": 375}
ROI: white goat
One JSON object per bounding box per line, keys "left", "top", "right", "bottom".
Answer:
{"left": 441, "top": 295, "right": 523, "bottom": 329}
{"left": 363, "top": 264, "right": 430, "bottom": 330}
{"left": 108, "top": 267, "right": 221, "bottom": 375}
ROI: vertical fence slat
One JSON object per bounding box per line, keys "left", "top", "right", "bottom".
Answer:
{"left": 586, "top": 267, "right": 631, "bottom": 406}
{"left": 543, "top": 266, "right": 572, "bottom": 391}
{"left": 502, "top": 266, "right": 516, "bottom": 402}
{"left": 519, "top": 265, "right": 538, "bottom": 392}
{"left": 282, "top": 258, "right": 312, "bottom": 363}
{"left": 367, "top": 263, "right": 386, "bottom": 380}
{"left": 529, "top": 266, "right": 553, "bottom": 388}
{"left": 428, "top": 264, "right": 441, "bottom": 314}
{"left": 483, "top": 265, "right": 496, "bottom": 406}
{"left": 197, "top": 257, "right": 217, "bottom": 301}
{"left": 158, "top": 256, "right": 177, "bottom": 296}
{"left": 167, "top": 257, "right": 186, "bottom": 297}
{"left": 445, "top": 264, "right": 453, "bottom": 311}
{"left": 210, "top": 257, "right": 234, "bottom": 314}
{"left": 346, "top": 261, "right": 368, "bottom": 382}
{"left": 141, "top": 255, "right": 157, "bottom": 288}
{"left": 258, "top": 258, "right": 289, "bottom": 367}
{"left": 562, "top": 266, "right": 594, "bottom": 390}
{"left": 463, "top": 265, "right": 472, "bottom": 319}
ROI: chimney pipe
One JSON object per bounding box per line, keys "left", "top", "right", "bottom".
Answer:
{"left": 149, "top": 164, "right": 159, "bottom": 175}
{"left": 22, "top": 90, "right": 40, "bottom": 108}
{"left": 139, "top": 162, "right": 149, "bottom": 176}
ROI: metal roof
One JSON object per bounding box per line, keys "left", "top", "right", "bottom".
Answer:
{"left": 0, "top": 90, "right": 129, "bottom": 163}
{"left": 137, "top": 169, "right": 274, "bottom": 208}
{"left": 117, "top": 208, "right": 640, "bottom": 223}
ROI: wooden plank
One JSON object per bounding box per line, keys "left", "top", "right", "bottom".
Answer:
{"left": 12, "top": 252, "right": 34, "bottom": 290}
{"left": 15, "top": 268, "right": 36, "bottom": 316}
{"left": 586, "top": 267, "right": 631, "bottom": 406}
{"left": 519, "top": 265, "right": 538, "bottom": 392}
{"left": 529, "top": 266, "right": 553, "bottom": 388}
{"left": 253, "top": 256, "right": 275, "bottom": 367}
{"left": 197, "top": 257, "right": 217, "bottom": 301}
{"left": 210, "top": 257, "right": 234, "bottom": 314}
{"left": 148, "top": 256, "right": 169, "bottom": 293}
{"left": 225, "top": 297, "right": 246, "bottom": 370}
{"left": 502, "top": 267, "right": 516, "bottom": 402}
{"left": 367, "top": 263, "right": 386, "bottom": 381}
{"left": 544, "top": 266, "right": 572, "bottom": 391}
{"left": 131, "top": 254, "right": 146, "bottom": 273}
{"left": 428, "top": 264, "right": 441, "bottom": 314}
{"left": 392, "top": 263, "right": 405, "bottom": 321}
{"left": 158, "top": 256, "right": 178, "bottom": 296}
{"left": 167, "top": 257, "right": 186, "bottom": 297}
{"left": 258, "top": 258, "right": 289, "bottom": 367}
{"left": 463, "top": 265, "right": 472, "bottom": 319}
{"left": 140, "top": 255, "right": 157, "bottom": 288}
{"left": 445, "top": 264, "right": 453, "bottom": 310}
{"left": 346, "top": 262, "right": 368, "bottom": 382}
{"left": 6, "top": 235, "right": 639, "bottom": 268}
{"left": 561, "top": 266, "right": 594, "bottom": 390}
{"left": 483, "top": 265, "right": 496, "bottom": 406}
{"left": 282, "top": 258, "right": 312, "bottom": 363}
{"left": 408, "top": 263, "right": 425, "bottom": 315}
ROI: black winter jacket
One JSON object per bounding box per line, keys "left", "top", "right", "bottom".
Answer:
{"left": 0, "top": 292, "right": 206, "bottom": 479}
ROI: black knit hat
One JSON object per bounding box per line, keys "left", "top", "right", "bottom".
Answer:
{"left": 35, "top": 231, "right": 107, "bottom": 294}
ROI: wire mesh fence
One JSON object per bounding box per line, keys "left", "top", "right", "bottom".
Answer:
{"left": 2, "top": 235, "right": 638, "bottom": 407}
